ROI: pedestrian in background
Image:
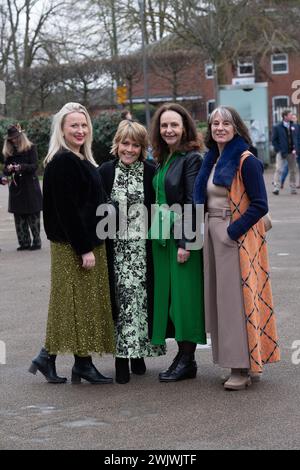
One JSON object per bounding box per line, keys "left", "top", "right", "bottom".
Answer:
{"left": 150, "top": 103, "right": 206, "bottom": 382}
{"left": 99, "top": 120, "right": 165, "bottom": 384}
{"left": 194, "top": 106, "right": 280, "bottom": 390}
{"left": 0, "top": 174, "right": 8, "bottom": 252}
{"left": 120, "top": 109, "right": 133, "bottom": 121}
{"left": 0, "top": 174, "right": 8, "bottom": 185}
{"left": 29, "top": 102, "right": 115, "bottom": 384}
{"left": 280, "top": 113, "right": 300, "bottom": 189}
{"left": 272, "top": 109, "right": 300, "bottom": 195}
{"left": 2, "top": 124, "right": 42, "bottom": 250}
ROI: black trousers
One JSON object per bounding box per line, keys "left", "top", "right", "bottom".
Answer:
{"left": 14, "top": 212, "right": 41, "bottom": 248}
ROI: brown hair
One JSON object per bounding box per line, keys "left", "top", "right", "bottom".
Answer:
{"left": 120, "top": 109, "right": 132, "bottom": 120}
{"left": 111, "top": 120, "right": 149, "bottom": 160}
{"left": 205, "top": 106, "right": 252, "bottom": 150}
{"left": 150, "top": 103, "right": 202, "bottom": 163}
{"left": 282, "top": 109, "right": 292, "bottom": 119}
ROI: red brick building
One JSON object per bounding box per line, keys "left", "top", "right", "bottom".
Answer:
{"left": 131, "top": 51, "right": 300, "bottom": 129}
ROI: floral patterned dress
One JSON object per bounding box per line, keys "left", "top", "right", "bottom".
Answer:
{"left": 111, "top": 160, "right": 165, "bottom": 358}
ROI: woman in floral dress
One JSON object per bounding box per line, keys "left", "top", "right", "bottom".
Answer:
{"left": 99, "top": 120, "right": 165, "bottom": 384}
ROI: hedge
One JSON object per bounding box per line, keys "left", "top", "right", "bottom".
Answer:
{"left": 0, "top": 111, "right": 123, "bottom": 171}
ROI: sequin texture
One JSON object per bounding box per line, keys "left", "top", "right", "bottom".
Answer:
{"left": 45, "top": 242, "right": 115, "bottom": 356}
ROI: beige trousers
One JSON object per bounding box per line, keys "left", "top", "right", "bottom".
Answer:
{"left": 204, "top": 209, "right": 250, "bottom": 369}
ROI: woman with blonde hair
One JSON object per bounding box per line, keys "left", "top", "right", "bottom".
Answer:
{"left": 99, "top": 120, "right": 165, "bottom": 384}
{"left": 29, "top": 102, "right": 115, "bottom": 384}
{"left": 2, "top": 124, "right": 42, "bottom": 250}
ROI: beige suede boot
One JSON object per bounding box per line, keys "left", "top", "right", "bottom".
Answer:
{"left": 221, "top": 368, "right": 262, "bottom": 384}
{"left": 223, "top": 368, "right": 252, "bottom": 391}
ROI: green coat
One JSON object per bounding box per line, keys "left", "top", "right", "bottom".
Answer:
{"left": 151, "top": 152, "right": 206, "bottom": 345}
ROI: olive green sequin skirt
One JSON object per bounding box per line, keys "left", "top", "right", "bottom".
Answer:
{"left": 45, "top": 242, "right": 115, "bottom": 356}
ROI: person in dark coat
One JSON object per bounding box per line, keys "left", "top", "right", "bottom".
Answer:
{"left": 0, "top": 175, "right": 8, "bottom": 185}
{"left": 2, "top": 124, "right": 42, "bottom": 250}
{"left": 99, "top": 120, "right": 165, "bottom": 384}
{"left": 272, "top": 109, "right": 300, "bottom": 195}
{"left": 29, "top": 102, "right": 115, "bottom": 385}
{"left": 0, "top": 174, "right": 8, "bottom": 252}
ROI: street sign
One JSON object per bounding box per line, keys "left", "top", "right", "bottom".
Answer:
{"left": 0, "top": 80, "right": 6, "bottom": 105}
{"left": 116, "top": 85, "right": 128, "bottom": 105}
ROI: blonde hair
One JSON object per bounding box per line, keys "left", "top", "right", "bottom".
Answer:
{"left": 2, "top": 129, "right": 33, "bottom": 159}
{"left": 111, "top": 120, "right": 149, "bottom": 160}
{"left": 44, "top": 102, "right": 97, "bottom": 166}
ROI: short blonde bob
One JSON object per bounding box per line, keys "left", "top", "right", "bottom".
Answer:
{"left": 111, "top": 120, "right": 149, "bottom": 160}
{"left": 44, "top": 102, "right": 97, "bottom": 166}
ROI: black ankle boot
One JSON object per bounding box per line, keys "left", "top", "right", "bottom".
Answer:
{"left": 159, "top": 354, "right": 197, "bottom": 382}
{"left": 115, "top": 358, "right": 130, "bottom": 384}
{"left": 130, "top": 358, "right": 146, "bottom": 375}
{"left": 28, "top": 348, "right": 67, "bottom": 383}
{"left": 158, "top": 352, "right": 181, "bottom": 381}
{"left": 71, "top": 356, "right": 113, "bottom": 384}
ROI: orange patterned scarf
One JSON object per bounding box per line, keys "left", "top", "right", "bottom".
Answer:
{"left": 228, "top": 152, "right": 280, "bottom": 372}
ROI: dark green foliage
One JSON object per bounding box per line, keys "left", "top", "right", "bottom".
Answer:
{"left": 24, "top": 116, "right": 52, "bottom": 163}
{"left": 132, "top": 104, "right": 157, "bottom": 125}
{"left": 0, "top": 111, "right": 124, "bottom": 170}
{"left": 92, "top": 111, "right": 121, "bottom": 164}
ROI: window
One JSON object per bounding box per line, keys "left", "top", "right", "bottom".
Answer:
{"left": 237, "top": 58, "right": 254, "bottom": 76}
{"left": 207, "top": 100, "right": 216, "bottom": 117}
{"left": 205, "top": 63, "right": 214, "bottom": 79}
{"left": 271, "top": 53, "right": 288, "bottom": 74}
{"left": 272, "top": 96, "right": 289, "bottom": 124}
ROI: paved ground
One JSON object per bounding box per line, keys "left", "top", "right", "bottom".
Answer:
{"left": 0, "top": 169, "right": 299, "bottom": 450}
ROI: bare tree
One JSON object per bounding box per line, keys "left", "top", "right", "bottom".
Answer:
{"left": 104, "top": 54, "right": 142, "bottom": 111}
{"left": 6, "top": 0, "right": 66, "bottom": 116}
{"left": 165, "top": 0, "right": 300, "bottom": 104}
{"left": 149, "top": 48, "right": 199, "bottom": 101}
{"left": 25, "top": 63, "right": 67, "bottom": 111}
{"left": 61, "top": 60, "right": 105, "bottom": 107}
{"left": 124, "top": 0, "right": 171, "bottom": 45}
{"left": 165, "top": 0, "right": 253, "bottom": 104}
{"left": 0, "top": 3, "right": 12, "bottom": 79}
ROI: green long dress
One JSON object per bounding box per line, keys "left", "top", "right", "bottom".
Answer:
{"left": 151, "top": 153, "right": 206, "bottom": 346}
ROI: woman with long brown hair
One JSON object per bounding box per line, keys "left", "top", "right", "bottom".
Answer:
{"left": 150, "top": 103, "right": 206, "bottom": 382}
